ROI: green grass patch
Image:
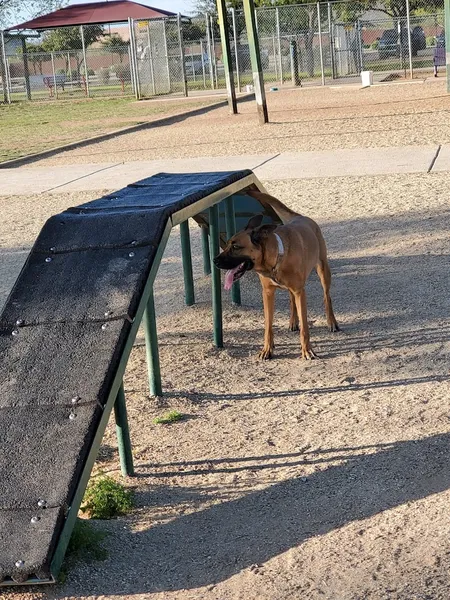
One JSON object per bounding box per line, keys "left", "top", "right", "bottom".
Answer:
{"left": 153, "top": 410, "right": 185, "bottom": 425}
{"left": 59, "top": 519, "right": 108, "bottom": 583}
{"left": 0, "top": 96, "right": 217, "bottom": 163}
{"left": 81, "top": 475, "right": 134, "bottom": 520}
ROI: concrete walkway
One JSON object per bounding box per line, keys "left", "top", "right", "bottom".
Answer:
{"left": 1, "top": 145, "right": 449, "bottom": 195}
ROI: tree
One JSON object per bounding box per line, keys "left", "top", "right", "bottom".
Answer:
{"left": 100, "top": 33, "right": 129, "bottom": 63}
{"left": 41, "top": 25, "right": 104, "bottom": 52}
{"left": 0, "top": 0, "right": 67, "bottom": 28}
{"left": 41, "top": 25, "right": 104, "bottom": 80}
{"left": 18, "top": 42, "right": 45, "bottom": 74}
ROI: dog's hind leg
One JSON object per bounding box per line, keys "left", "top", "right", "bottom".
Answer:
{"left": 293, "top": 289, "right": 317, "bottom": 360}
{"left": 316, "top": 258, "right": 340, "bottom": 332}
{"left": 289, "top": 292, "right": 299, "bottom": 331}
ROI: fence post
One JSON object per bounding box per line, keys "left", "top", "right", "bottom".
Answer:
{"left": 51, "top": 52, "right": 58, "bottom": 100}
{"left": 128, "top": 17, "right": 140, "bottom": 99}
{"left": 146, "top": 22, "right": 156, "bottom": 96}
{"left": 200, "top": 39, "right": 207, "bottom": 88}
{"left": 127, "top": 45, "right": 134, "bottom": 95}
{"left": 231, "top": 8, "right": 241, "bottom": 93}
{"left": 0, "top": 30, "right": 10, "bottom": 104}
{"left": 446, "top": 0, "right": 450, "bottom": 92}
{"left": 205, "top": 13, "right": 215, "bottom": 89}
{"left": 162, "top": 19, "right": 171, "bottom": 93}
{"left": 290, "top": 39, "right": 301, "bottom": 86}
{"left": 20, "top": 37, "right": 32, "bottom": 100}
{"left": 242, "top": 0, "right": 269, "bottom": 124}
{"left": 178, "top": 13, "right": 188, "bottom": 97}
{"left": 405, "top": 0, "right": 413, "bottom": 78}
{"left": 357, "top": 19, "right": 364, "bottom": 73}
{"left": 276, "top": 7, "right": 283, "bottom": 85}
{"left": 316, "top": 3, "right": 325, "bottom": 85}
{"left": 80, "top": 25, "right": 90, "bottom": 98}
{"left": 328, "top": 2, "right": 336, "bottom": 79}
{"left": 217, "top": 0, "right": 237, "bottom": 113}
{"left": 210, "top": 15, "right": 219, "bottom": 88}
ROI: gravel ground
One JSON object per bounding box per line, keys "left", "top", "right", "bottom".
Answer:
{"left": 2, "top": 169, "right": 450, "bottom": 599}
{"left": 25, "top": 79, "right": 450, "bottom": 167}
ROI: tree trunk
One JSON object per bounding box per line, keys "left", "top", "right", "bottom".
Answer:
{"left": 304, "top": 7, "right": 316, "bottom": 77}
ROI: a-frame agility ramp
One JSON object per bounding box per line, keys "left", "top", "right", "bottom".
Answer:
{"left": 0, "top": 170, "right": 281, "bottom": 586}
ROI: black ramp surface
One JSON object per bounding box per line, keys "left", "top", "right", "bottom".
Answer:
{"left": 0, "top": 170, "right": 255, "bottom": 584}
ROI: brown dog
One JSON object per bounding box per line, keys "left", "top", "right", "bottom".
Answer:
{"left": 213, "top": 189, "right": 339, "bottom": 360}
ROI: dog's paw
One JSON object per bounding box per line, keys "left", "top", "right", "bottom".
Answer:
{"left": 289, "top": 323, "right": 300, "bottom": 332}
{"left": 329, "top": 322, "right": 340, "bottom": 332}
{"left": 301, "top": 347, "right": 319, "bottom": 360}
{"left": 258, "top": 348, "right": 273, "bottom": 360}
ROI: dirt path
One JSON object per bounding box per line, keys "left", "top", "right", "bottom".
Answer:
{"left": 26, "top": 80, "right": 450, "bottom": 167}
{"left": 2, "top": 170, "right": 450, "bottom": 599}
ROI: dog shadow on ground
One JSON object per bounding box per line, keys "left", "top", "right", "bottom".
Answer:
{"left": 58, "top": 432, "right": 450, "bottom": 596}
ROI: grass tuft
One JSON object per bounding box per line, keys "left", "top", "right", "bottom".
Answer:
{"left": 153, "top": 410, "right": 185, "bottom": 425}
{"left": 81, "top": 475, "right": 134, "bottom": 520}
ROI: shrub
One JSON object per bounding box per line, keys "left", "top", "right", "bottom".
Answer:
{"left": 371, "top": 40, "right": 379, "bottom": 50}
{"left": 81, "top": 475, "right": 134, "bottom": 519}
{"left": 98, "top": 66, "right": 110, "bottom": 84}
{"left": 426, "top": 36, "right": 436, "bottom": 47}
{"left": 114, "top": 63, "right": 131, "bottom": 82}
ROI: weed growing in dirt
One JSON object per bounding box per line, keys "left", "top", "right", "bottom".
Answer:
{"left": 81, "top": 475, "right": 134, "bottom": 519}
{"left": 153, "top": 410, "right": 184, "bottom": 425}
{"left": 59, "top": 519, "right": 108, "bottom": 583}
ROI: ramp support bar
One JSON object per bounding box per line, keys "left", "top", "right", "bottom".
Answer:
{"left": 224, "top": 196, "right": 241, "bottom": 306}
{"left": 209, "top": 203, "right": 223, "bottom": 347}
{"left": 201, "top": 226, "right": 211, "bottom": 276}
{"left": 180, "top": 219, "right": 195, "bottom": 306}
{"left": 114, "top": 383, "right": 135, "bottom": 477}
{"left": 143, "top": 288, "right": 163, "bottom": 397}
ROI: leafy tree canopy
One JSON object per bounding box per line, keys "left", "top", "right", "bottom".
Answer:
{"left": 0, "top": 0, "right": 66, "bottom": 28}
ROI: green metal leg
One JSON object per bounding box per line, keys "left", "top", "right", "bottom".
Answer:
{"left": 208, "top": 204, "right": 223, "bottom": 348}
{"left": 143, "top": 288, "right": 163, "bottom": 396}
{"left": 201, "top": 225, "right": 211, "bottom": 276}
{"left": 180, "top": 219, "right": 195, "bottom": 306}
{"left": 114, "top": 383, "right": 135, "bottom": 477}
{"left": 224, "top": 196, "right": 241, "bottom": 306}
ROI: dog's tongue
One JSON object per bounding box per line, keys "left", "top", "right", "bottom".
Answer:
{"left": 224, "top": 266, "right": 240, "bottom": 291}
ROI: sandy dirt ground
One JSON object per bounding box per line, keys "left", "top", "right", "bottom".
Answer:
{"left": 2, "top": 162, "right": 450, "bottom": 599}
{"left": 3, "top": 81, "right": 450, "bottom": 600}
{"left": 24, "top": 79, "right": 450, "bottom": 167}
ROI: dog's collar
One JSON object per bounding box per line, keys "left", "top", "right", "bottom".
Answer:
{"left": 274, "top": 233, "right": 284, "bottom": 256}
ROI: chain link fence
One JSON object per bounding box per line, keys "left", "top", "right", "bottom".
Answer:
{"left": 1, "top": 24, "right": 135, "bottom": 101}
{"left": 0, "top": 0, "right": 446, "bottom": 104}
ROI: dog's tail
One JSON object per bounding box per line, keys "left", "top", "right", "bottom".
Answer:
{"left": 247, "top": 189, "right": 298, "bottom": 225}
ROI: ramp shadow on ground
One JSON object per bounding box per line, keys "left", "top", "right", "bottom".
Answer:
{"left": 54, "top": 432, "right": 450, "bottom": 596}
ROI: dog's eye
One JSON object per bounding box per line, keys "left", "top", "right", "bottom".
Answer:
{"left": 232, "top": 244, "right": 241, "bottom": 251}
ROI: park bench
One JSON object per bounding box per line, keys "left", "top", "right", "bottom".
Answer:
{"left": 43, "top": 74, "right": 66, "bottom": 96}
{"left": 433, "top": 47, "right": 445, "bottom": 77}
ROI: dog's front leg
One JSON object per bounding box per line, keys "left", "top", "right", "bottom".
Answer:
{"left": 293, "top": 289, "right": 318, "bottom": 360}
{"left": 259, "top": 277, "right": 276, "bottom": 360}
{"left": 289, "top": 292, "right": 299, "bottom": 331}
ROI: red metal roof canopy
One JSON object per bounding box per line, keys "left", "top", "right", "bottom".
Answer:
{"left": 7, "top": 0, "right": 176, "bottom": 31}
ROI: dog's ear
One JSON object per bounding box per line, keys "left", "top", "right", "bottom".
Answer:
{"left": 250, "top": 223, "right": 277, "bottom": 246}
{"left": 245, "top": 214, "right": 264, "bottom": 230}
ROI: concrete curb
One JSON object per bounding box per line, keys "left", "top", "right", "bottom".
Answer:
{"left": 0, "top": 96, "right": 250, "bottom": 169}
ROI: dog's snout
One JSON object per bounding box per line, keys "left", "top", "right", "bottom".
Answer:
{"left": 213, "top": 255, "right": 220, "bottom": 266}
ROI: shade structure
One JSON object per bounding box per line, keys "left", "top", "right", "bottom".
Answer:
{"left": 6, "top": 0, "right": 176, "bottom": 31}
